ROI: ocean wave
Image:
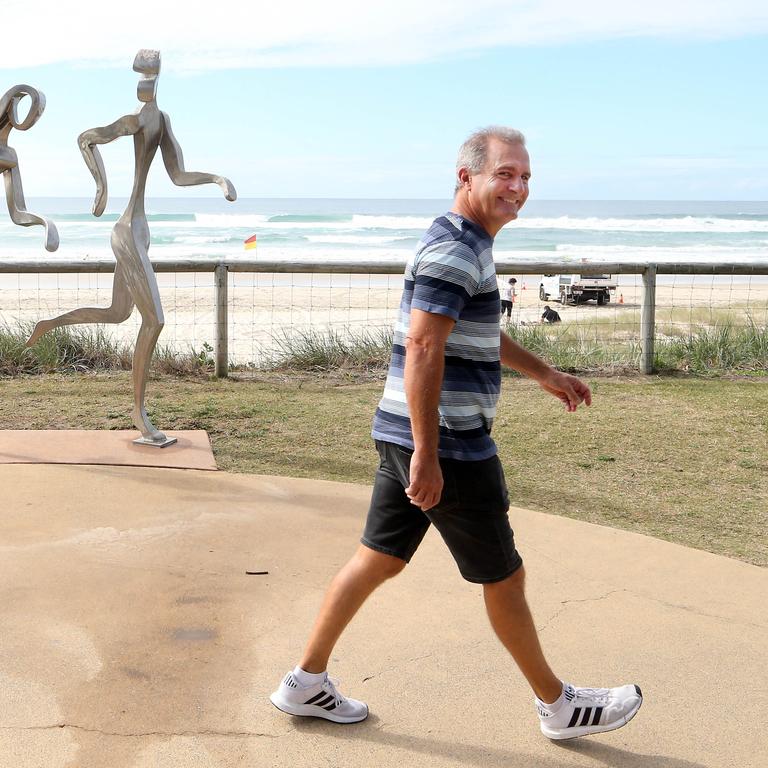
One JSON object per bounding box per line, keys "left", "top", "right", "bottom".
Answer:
{"left": 305, "top": 234, "right": 417, "bottom": 245}
{"left": 193, "top": 214, "right": 273, "bottom": 228}
{"left": 515, "top": 216, "right": 768, "bottom": 233}
{"left": 194, "top": 213, "right": 434, "bottom": 230}
{"left": 350, "top": 215, "right": 436, "bottom": 230}
{"left": 171, "top": 235, "right": 233, "bottom": 245}
{"left": 47, "top": 213, "right": 196, "bottom": 223}
{"left": 38, "top": 212, "right": 768, "bottom": 235}
{"left": 267, "top": 214, "right": 353, "bottom": 223}
{"left": 554, "top": 243, "right": 768, "bottom": 255}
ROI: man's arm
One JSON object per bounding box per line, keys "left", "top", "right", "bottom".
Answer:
{"left": 500, "top": 331, "right": 592, "bottom": 412}
{"left": 403, "top": 308, "right": 455, "bottom": 511}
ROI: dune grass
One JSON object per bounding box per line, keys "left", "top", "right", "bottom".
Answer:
{"left": 267, "top": 326, "right": 393, "bottom": 372}
{"left": 3, "top": 317, "right": 767, "bottom": 377}
{"left": 654, "top": 320, "right": 768, "bottom": 373}
{"left": 0, "top": 322, "right": 215, "bottom": 377}
{"left": 500, "top": 319, "right": 768, "bottom": 375}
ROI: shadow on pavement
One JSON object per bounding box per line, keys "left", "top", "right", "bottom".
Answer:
{"left": 293, "top": 715, "right": 706, "bottom": 768}
{"left": 554, "top": 740, "right": 705, "bottom": 768}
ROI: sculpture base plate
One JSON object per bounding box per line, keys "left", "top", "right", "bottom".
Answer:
{"left": 0, "top": 430, "right": 215, "bottom": 470}
{"left": 133, "top": 435, "right": 178, "bottom": 448}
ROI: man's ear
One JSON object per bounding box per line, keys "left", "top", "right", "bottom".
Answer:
{"left": 457, "top": 167, "right": 471, "bottom": 189}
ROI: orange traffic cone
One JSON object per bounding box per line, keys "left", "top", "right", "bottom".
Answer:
{"left": 619, "top": 293, "right": 624, "bottom": 304}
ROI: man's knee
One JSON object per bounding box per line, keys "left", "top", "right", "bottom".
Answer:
{"left": 485, "top": 565, "right": 526, "bottom": 595}
{"left": 356, "top": 545, "right": 407, "bottom": 581}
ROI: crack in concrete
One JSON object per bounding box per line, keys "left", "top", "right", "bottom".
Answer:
{"left": 537, "top": 589, "right": 623, "bottom": 631}
{"left": 0, "top": 724, "right": 280, "bottom": 739}
{"left": 361, "top": 652, "right": 437, "bottom": 682}
{"left": 536, "top": 586, "right": 766, "bottom": 632}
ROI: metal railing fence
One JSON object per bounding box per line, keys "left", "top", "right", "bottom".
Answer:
{"left": 1, "top": 257, "right": 767, "bottom": 376}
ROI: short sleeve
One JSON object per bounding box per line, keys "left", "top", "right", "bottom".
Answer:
{"left": 410, "top": 242, "right": 480, "bottom": 320}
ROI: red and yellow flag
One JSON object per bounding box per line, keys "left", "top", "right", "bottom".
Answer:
{"left": 244, "top": 234, "right": 257, "bottom": 250}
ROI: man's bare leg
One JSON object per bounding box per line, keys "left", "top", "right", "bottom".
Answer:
{"left": 484, "top": 567, "right": 643, "bottom": 739}
{"left": 483, "top": 566, "right": 562, "bottom": 703}
{"left": 299, "top": 544, "right": 405, "bottom": 673}
{"left": 269, "top": 545, "right": 403, "bottom": 722}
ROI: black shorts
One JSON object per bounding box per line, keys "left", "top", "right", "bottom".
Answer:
{"left": 361, "top": 440, "right": 523, "bottom": 583}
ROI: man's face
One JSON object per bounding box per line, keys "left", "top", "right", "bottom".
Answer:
{"left": 464, "top": 139, "right": 531, "bottom": 235}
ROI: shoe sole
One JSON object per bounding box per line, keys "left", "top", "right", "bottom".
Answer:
{"left": 269, "top": 692, "right": 369, "bottom": 724}
{"left": 541, "top": 694, "right": 643, "bottom": 741}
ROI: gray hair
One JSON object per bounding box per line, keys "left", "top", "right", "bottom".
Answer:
{"left": 455, "top": 126, "right": 526, "bottom": 193}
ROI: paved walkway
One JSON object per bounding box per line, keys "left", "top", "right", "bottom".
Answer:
{"left": 1, "top": 464, "right": 765, "bottom": 768}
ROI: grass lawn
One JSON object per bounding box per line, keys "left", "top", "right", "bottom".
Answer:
{"left": 1, "top": 372, "right": 766, "bottom": 567}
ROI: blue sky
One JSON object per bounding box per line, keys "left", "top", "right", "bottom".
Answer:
{"left": 2, "top": 1, "right": 767, "bottom": 200}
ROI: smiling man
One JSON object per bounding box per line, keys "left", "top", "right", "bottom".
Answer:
{"left": 270, "top": 127, "right": 643, "bottom": 741}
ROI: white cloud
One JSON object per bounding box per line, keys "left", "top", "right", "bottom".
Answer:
{"left": 2, "top": 0, "right": 767, "bottom": 71}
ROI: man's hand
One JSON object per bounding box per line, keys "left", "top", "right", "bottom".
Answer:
{"left": 406, "top": 449, "right": 443, "bottom": 511}
{"left": 499, "top": 332, "right": 592, "bottom": 412}
{"left": 538, "top": 370, "right": 592, "bottom": 412}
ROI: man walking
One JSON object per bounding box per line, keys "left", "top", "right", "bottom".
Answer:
{"left": 270, "top": 127, "right": 642, "bottom": 740}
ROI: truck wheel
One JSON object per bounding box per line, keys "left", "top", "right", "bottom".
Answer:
{"left": 597, "top": 292, "right": 606, "bottom": 306}
{"left": 539, "top": 286, "right": 546, "bottom": 301}
{"left": 559, "top": 289, "right": 568, "bottom": 304}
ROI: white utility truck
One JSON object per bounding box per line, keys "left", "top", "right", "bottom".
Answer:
{"left": 539, "top": 274, "right": 617, "bottom": 306}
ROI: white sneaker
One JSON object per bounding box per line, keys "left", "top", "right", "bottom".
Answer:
{"left": 537, "top": 682, "right": 642, "bottom": 740}
{"left": 270, "top": 670, "right": 369, "bottom": 724}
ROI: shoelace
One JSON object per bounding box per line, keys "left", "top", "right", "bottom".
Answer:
{"left": 321, "top": 676, "right": 344, "bottom": 707}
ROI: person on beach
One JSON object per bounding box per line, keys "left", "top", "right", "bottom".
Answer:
{"left": 270, "top": 127, "right": 642, "bottom": 740}
{"left": 0, "top": 85, "right": 58, "bottom": 252}
{"left": 500, "top": 276, "right": 517, "bottom": 320}
{"left": 26, "top": 50, "right": 235, "bottom": 444}
{"left": 541, "top": 305, "right": 562, "bottom": 324}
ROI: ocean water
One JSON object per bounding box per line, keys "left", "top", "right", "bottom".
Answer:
{"left": 2, "top": 198, "right": 767, "bottom": 267}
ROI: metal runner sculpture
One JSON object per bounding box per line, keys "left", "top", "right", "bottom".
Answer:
{"left": 27, "top": 50, "right": 236, "bottom": 446}
{"left": 0, "top": 84, "right": 59, "bottom": 251}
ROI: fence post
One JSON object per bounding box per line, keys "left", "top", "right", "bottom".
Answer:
{"left": 214, "top": 264, "right": 228, "bottom": 378}
{"left": 640, "top": 265, "right": 657, "bottom": 374}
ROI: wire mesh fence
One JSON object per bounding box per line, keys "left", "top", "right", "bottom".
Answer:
{"left": 498, "top": 270, "right": 768, "bottom": 372}
{"left": 1, "top": 259, "right": 767, "bottom": 373}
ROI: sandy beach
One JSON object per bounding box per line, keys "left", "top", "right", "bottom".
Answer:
{"left": 1, "top": 272, "right": 766, "bottom": 366}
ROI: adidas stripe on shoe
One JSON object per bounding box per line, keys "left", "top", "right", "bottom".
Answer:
{"left": 537, "top": 683, "right": 642, "bottom": 740}
{"left": 270, "top": 671, "right": 368, "bottom": 724}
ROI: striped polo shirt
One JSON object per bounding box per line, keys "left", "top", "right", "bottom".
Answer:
{"left": 371, "top": 212, "right": 501, "bottom": 461}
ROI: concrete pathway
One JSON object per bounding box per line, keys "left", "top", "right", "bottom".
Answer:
{"left": 1, "top": 464, "right": 765, "bottom": 768}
